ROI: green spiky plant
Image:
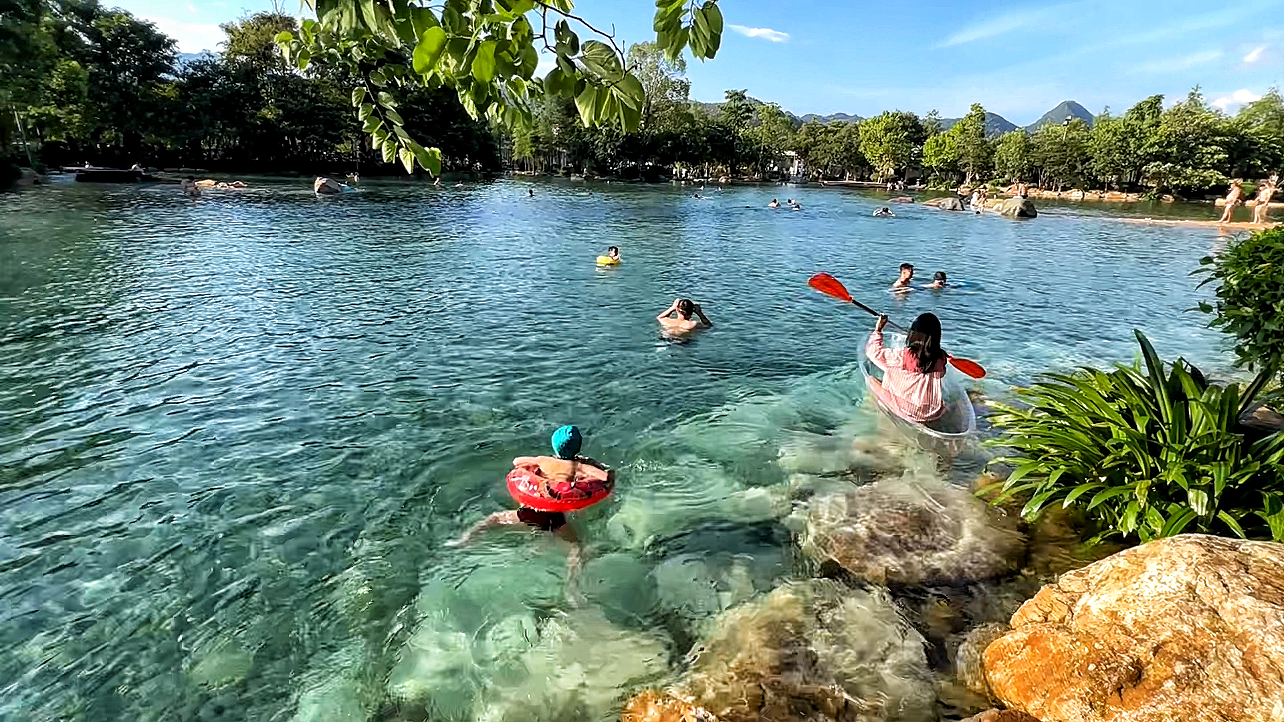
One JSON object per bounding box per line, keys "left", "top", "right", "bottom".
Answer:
{"left": 986, "top": 330, "right": 1284, "bottom": 544}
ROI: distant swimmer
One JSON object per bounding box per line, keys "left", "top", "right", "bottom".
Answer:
{"left": 454, "top": 182, "right": 465, "bottom": 188}
{"left": 1219, "top": 179, "right": 1243, "bottom": 224}
{"left": 892, "top": 263, "right": 915, "bottom": 291}
{"left": 529, "top": 188, "right": 534, "bottom": 197}
{"left": 597, "top": 246, "right": 621, "bottom": 265}
{"left": 925, "top": 271, "right": 948, "bottom": 290}
{"left": 434, "top": 176, "right": 441, "bottom": 187}
{"left": 180, "top": 176, "right": 200, "bottom": 198}
{"left": 791, "top": 203, "right": 802, "bottom": 211}
{"left": 873, "top": 206, "right": 895, "bottom": 217}
{"left": 769, "top": 199, "right": 780, "bottom": 208}
{"left": 657, "top": 298, "right": 712, "bottom": 335}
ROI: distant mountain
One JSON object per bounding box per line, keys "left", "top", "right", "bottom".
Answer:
{"left": 178, "top": 51, "right": 215, "bottom": 67}
{"left": 1025, "top": 100, "right": 1094, "bottom": 132}
{"left": 939, "top": 112, "right": 1018, "bottom": 138}
{"left": 798, "top": 112, "right": 861, "bottom": 124}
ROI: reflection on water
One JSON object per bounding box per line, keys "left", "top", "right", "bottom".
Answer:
{"left": 0, "top": 179, "right": 1228, "bottom": 720}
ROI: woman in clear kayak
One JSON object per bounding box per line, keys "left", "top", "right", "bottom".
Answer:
{"left": 865, "top": 312, "right": 947, "bottom": 423}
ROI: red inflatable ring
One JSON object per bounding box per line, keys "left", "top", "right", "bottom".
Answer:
{"left": 506, "top": 462, "right": 614, "bottom": 512}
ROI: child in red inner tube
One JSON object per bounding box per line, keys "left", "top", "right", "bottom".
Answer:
{"left": 447, "top": 426, "right": 611, "bottom": 599}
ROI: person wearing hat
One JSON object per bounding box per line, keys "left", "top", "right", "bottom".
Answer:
{"left": 448, "top": 425, "right": 611, "bottom": 545}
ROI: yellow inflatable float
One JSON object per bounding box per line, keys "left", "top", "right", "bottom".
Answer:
{"left": 596, "top": 255, "right": 620, "bottom": 266}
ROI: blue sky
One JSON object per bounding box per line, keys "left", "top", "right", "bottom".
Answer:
{"left": 117, "top": 0, "right": 1283, "bottom": 123}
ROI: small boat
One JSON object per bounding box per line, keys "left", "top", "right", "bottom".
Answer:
{"left": 859, "top": 335, "right": 976, "bottom": 454}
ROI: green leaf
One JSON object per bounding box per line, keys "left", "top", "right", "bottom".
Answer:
{"left": 410, "top": 141, "right": 441, "bottom": 176}
{"left": 615, "top": 73, "right": 644, "bottom": 110}
{"left": 1217, "top": 510, "right": 1248, "bottom": 538}
{"left": 473, "top": 40, "right": 497, "bottom": 82}
{"left": 295, "top": 50, "right": 311, "bottom": 70}
{"left": 370, "top": 68, "right": 388, "bottom": 86}
{"left": 411, "top": 6, "right": 440, "bottom": 37}
{"left": 381, "top": 139, "right": 395, "bottom": 164}
{"left": 399, "top": 146, "right": 415, "bottom": 174}
{"left": 274, "top": 31, "right": 295, "bottom": 44}
{"left": 579, "top": 40, "right": 622, "bottom": 81}
{"left": 377, "top": 91, "right": 397, "bottom": 108}
{"left": 351, "top": 87, "right": 367, "bottom": 107}
{"left": 385, "top": 108, "right": 404, "bottom": 126}
{"left": 358, "top": 103, "right": 374, "bottom": 121}
{"left": 574, "top": 84, "right": 597, "bottom": 126}
{"left": 413, "top": 27, "right": 447, "bottom": 74}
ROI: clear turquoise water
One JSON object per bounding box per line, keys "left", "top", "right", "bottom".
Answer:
{"left": 0, "top": 179, "right": 1231, "bottom": 721}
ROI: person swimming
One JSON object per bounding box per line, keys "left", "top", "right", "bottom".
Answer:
{"left": 657, "top": 298, "right": 712, "bottom": 335}
{"left": 769, "top": 199, "right": 780, "bottom": 208}
{"left": 180, "top": 176, "right": 200, "bottom": 198}
{"left": 865, "top": 312, "right": 947, "bottom": 423}
{"left": 604, "top": 246, "right": 620, "bottom": 262}
{"left": 529, "top": 188, "right": 534, "bottom": 197}
{"left": 448, "top": 425, "right": 609, "bottom": 542}
{"left": 892, "top": 263, "right": 914, "bottom": 290}
{"left": 873, "top": 207, "right": 894, "bottom": 217}
{"left": 925, "top": 271, "right": 948, "bottom": 289}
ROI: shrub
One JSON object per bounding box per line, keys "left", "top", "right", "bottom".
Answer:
{"left": 1196, "top": 227, "right": 1284, "bottom": 377}
{"left": 987, "top": 331, "right": 1284, "bottom": 543}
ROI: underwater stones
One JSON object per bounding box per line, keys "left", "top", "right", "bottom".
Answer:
{"left": 620, "top": 691, "right": 717, "bottom": 722}
{"left": 625, "top": 579, "right": 936, "bottom": 722}
{"left": 997, "top": 198, "right": 1037, "bottom": 218}
{"left": 959, "top": 710, "right": 1043, "bottom": 722}
{"left": 801, "top": 475, "right": 1026, "bottom": 586}
{"left": 924, "top": 196, "right": 966, "bottom": 210}
{"left": 954, "top": 623, "right": 1009, "bottom": 699}
{"left": 984, "top": 534, "right": 1284, "bottom": 722}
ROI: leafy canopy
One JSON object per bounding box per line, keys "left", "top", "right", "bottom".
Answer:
{"left": 987, "top": 331, "right": 1284, "bottom": 544}
{"left": 1197, "top": 227, "right": 1284, "bottom": 378}
{"left": 276, "top": 0, "right": 724, "bottom": 175}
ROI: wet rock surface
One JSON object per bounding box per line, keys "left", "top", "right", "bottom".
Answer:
{"left": 984, "top": 534, "right": 1284, "bottom": 722}
{"left": 623, "top": 579, "right": 936, "bottom": 722}
{"left": 997, "top": 198, "right": 1037, "bottom": 218}
{"left": 801, "top": 475, "right": 1026, "bottom": 586}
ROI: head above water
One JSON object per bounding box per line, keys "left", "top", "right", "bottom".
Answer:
{"left": 676, "top": 299, "right": 694, "bottom": 318}
{"left": 607, "top": 246, "right": 619, "bottom": 257}
{"left": 899, "top": 263, "right": 914, "bottom": 280}
{"left": 933, "top": 271, "right": 947, "bottom": 283}
{"left": 551, "top": 425, "right": 582, "bottom": 459}
{"left": 907, "top": 312, "right": 945, "bottom": 373}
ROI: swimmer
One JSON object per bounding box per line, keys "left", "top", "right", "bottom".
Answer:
{"left": 873, "top": 206, "right": 895, "bottom": 217}
{"left": 769, "top": 199, "right": 780, "bottom": 209}
{"left": 657, "top": 298, "right": 712, "bottom": 335}
{"left": 603, "top": 246, "right": 621, "bottom": 262}
{"left": 180, "top": 175, "right": 200, "bottom": 198}
{"left": 529, "top": 188, "right": 534, "bottom": 197}
{"left": 447, "top": 426, "right": 609, "bottom": 599}
{"left": 892, "top": 263, "right": 914, "bottom": 290}
{"left": 924, "top": 271, "right": 948, "bottom": 290}
{"left": 791, "top": 202, "right": 802, "bottom": 211}
{"left": 454, "top": 182, "right": 465, "bottom": 188}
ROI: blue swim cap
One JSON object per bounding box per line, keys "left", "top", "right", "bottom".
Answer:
{"left": 551, "top": 425, "right": 582, "bottom": 459}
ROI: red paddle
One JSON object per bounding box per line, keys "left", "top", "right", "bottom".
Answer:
{"left": 808, "top": 273, "right": 987, "bottom": 379}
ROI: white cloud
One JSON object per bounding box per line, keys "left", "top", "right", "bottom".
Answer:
{"left": 1213, "top": 88, "right": 1262, "bottom": 109}
{"left": 1244, "top": 46, "right": 1266, "bottom": 63}
{"left": 937, "top": 2, "right": 1079, "bottom": 47}
{"left": 1135, "top": 49, "right": 1222, "bottom": 73}
{"left": 148, "top": 16, "right": 225, "bottom": 53}
{"left": 728, "top": 25, "right": 789, "bottom": 43}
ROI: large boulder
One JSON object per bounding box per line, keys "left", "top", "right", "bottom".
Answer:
{"left": 16, "top": 168, "right": 42, "bottom": 187}
{"left": 622, "top": 579, "right": 936, "bottom": 722}
{"left": 801, "top": 474, "right": 1026, "bottom": 586}
{"left": 925, "top": 196, "right": 965, "bottom": 211}
{"left": 997, "top": 197, "right": 1037, "bottom": 218}
{"left": 983, "top": 534, "right": 1284, "bottom": 722}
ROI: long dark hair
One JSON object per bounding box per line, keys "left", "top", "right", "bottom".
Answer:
{"left": 906, "top": 313, "right": 945, "bottom": 373}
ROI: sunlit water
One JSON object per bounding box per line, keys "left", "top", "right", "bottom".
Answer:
{"left": 0, "top": 179, "right": 1232, "bottom": 721}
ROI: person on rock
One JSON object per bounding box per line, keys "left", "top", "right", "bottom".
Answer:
{"left": 866, "top": 313, "right": 948, "bottom": 424}
{"left": 1220, "top": 179, "right": 1244, "bottom": 224}
{"left": 1252, "top": 175, "right": 1277, "bottom": 225}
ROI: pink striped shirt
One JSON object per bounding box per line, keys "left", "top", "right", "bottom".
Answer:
{"left": 865, "top": 332, "right": 947, "bottom": 422}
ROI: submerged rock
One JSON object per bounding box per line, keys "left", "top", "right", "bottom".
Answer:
{"left": 960, "top": 711, "right": 1042, "bottom": 722}
{"left": 997, "top": 198, "right": 1037, "bottom": 218}
{"left": 925, "top": 196, "right": 965, "bottom": 211}
{"left": 801, "top": 474, "right": 1026, "bottom": 586}
{"left": 984, "top": 534, "right": 1284, "bottom": 722}
{"left": 954, "top": 623, "right": 1009, "bottom": 699}
{"left": 623, "top": 579, "right": 936, "bottom": 722}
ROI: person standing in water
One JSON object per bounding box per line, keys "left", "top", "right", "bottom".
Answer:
{"left": 769, "top": 199, "right": 780, "bottom": 208}
{"left": 892, "top": 263, "right": 915, "bottom": 290}
{"left": 925, "top": 271, "right": 948, "bottom": 289}
{"left": 1220, "top": 179, "right": 1244, "bottom": 224}
{"left": 657, "top": 298, "right": 712, "bottom": 334}
{"left": 1253, "top": 175, "right": 1277, "bottom": 225}
{"left": 866, "top": 313, "right": 948, "bottom": 423}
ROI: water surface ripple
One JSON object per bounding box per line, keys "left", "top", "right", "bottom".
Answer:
{"left": 0, "top": 179, "right": 1228, "bottom": 720}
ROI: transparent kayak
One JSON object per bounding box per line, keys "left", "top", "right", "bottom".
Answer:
{"left": 860, "top": 335, "right": 977, "bottom": 453}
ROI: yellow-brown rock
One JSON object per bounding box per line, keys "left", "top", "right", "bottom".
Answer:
{"left": 983, "top": 534, "right": 1284, "bottom": 722}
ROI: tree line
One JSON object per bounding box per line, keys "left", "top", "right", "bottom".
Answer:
{"left": 4, "top": 0, "right": 1281, "bottom": 198}
{"left": 1, "top": 0, "right": 499, "bottom": 180}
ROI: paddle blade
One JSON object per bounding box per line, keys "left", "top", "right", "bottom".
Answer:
{"left": 808, "top": 273, "right": 853, "bottom": 303}
{"left": 949, "top": 356, "right": 987, "bottom": 379}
